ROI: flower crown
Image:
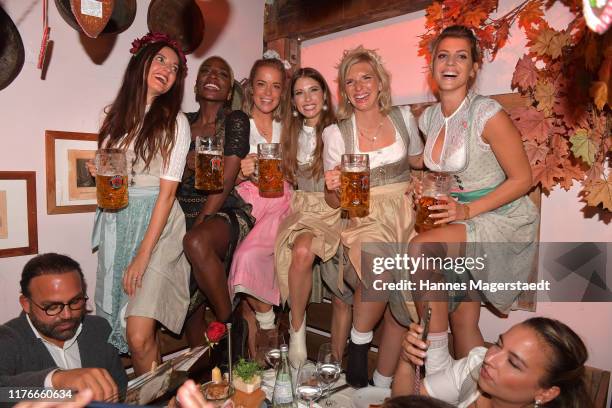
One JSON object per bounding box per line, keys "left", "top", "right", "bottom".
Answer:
{"left": 130, "top": 32, "right": 187, "bottom": 71}
{"left": 263, "top": 49, "right": 292, "bottom": 70}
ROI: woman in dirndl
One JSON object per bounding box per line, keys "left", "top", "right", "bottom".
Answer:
{"left": 92, "top": 32, "right": 191, "bottom": 376}
{"left": 274, "top": 67, "right": 353, "bottom": 367}
{"left": 392, "top": 25, "right": 538, "bottom": 396}
{"left": 228, "top": 57, "right": 292, "bottom": 357}
{"left": 323, "top": 46, "right": 425, "bottom": 388}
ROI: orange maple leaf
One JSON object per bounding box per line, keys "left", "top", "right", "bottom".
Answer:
{"left": 518, "top": 1, "right": 545, "bottom": 31}
{"left": 534, "top": 79, "right": 555, "bottom": 115}
{"left": 589, "top": 81, "right": 608, "bottom": 111}
{"left": 511, "top": 106, "right": 553, "bottom": 143}
{"left": 530, "top": 28, "right": 556, "bottom": 57}
{"left": 551, "top": 131, "right": 570, "bottom": 158}
{"left": 444, "top": 0, "right": 463, "bottom": 19}
{"left": 461, "top": 8, "right": 488, "bottom": 27}
{"left": 532, "top": 156, "right": 564, "bottom": 191}
{"left": 584, "top": 177, "right": 612, "bottom": 211}
{"left": 426, "top": 2, "right": 444, "bottom": 30}
{"left": 585, "top": 162, "right": 604, "bottom": 183}
{"left": 548, "top": 31, "right": 569, "bottom": 59}
{"left": 524, "top": 140, "right": 549, "bottom": 165}
{"left": 512, "top": 55, "right": 539, "bottom": 91}
{"left": 558, "top": 158, "right": 585, "bottom": 190}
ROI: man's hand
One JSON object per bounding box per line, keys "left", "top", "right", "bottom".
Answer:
{"left": 52, "top": 368, "right": 118, "bottom": 402}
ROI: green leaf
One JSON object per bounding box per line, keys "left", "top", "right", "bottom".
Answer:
{"left": 570, "top": 129, "right": 596, "bottom": 166}
{"left": 234, "top": 359, "right": 261, "bottom": 382}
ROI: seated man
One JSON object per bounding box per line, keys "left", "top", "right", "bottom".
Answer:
{"left": 0, "top": 253, "right": 128, "bottom": 401}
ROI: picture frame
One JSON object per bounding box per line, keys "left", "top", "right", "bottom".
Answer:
{"left": 0, "top": 171, "right": 38, "bottom": 258}
{"left": 45, "top": 130, "right": 98, "bottom": 214}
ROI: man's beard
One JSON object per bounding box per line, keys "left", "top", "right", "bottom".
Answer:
{"left": 30, "top": 312, "right": 83, "bottom": 341}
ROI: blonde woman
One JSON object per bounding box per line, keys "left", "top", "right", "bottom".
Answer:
{"left": 323, "top": 46, "right": 424, "bottom": 388}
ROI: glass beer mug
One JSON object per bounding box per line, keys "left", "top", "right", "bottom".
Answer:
{"left": 258, "top": 143, "right": 284, "bottom": 198}
{"left": 340, "top": 154, "right": 370, "bottom": 217}
{"left": 195, "top": 136, "right": 224, "bottom": 191}
{"left": 95, "top": 148, "right": 128, "bottom": 210}
{"left": 415, "top": 172, "right": 451, "bottom": 232}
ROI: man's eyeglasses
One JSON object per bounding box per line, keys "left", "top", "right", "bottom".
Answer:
{"left": 29, "top": 296, "right": 89, "bottom": 316}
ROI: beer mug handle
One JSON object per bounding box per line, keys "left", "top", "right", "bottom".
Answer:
{"left": 253, "top": 156, "right": 259, "bottom": 181}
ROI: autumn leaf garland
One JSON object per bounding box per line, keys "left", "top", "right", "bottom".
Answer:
{"left": 419, "top": 0, "right": 611, "bottom": 212}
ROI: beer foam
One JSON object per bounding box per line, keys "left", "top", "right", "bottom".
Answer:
{"left": 343, "top": 165, "right": 368, "bottom": 172}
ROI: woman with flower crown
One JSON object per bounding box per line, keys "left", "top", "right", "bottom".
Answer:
{"left": 323, "top": 46, "right": 424, "bottom": 388}
{"left": 91, "top": 32, "right": 191, "bottom": 375}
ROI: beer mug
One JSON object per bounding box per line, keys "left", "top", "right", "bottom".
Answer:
{"left": 95, "top": 148, "right": 128, "bottom": 210}
{"left": 258, "top": 143, "right": 284, "bottom": 198}
{"left": 340, "top": 154, "right": 370, "bottom": 217}
{"left": 415, "top": 172, "right": 451, "bottom": 232}
{"left": 195, "top": 136, "right": 224, "bottom": 191}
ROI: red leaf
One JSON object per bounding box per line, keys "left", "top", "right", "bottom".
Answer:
{"left": 426, "top": 2, "right": 443, "bottom": 30}
{"left": 585, "top": 162, "right": 604, "bottom": 183}
{"left": 558, "top": 158, "right": 585, "bottom": 190}
{"left": 518, "top": 1, "right": 545, "bottom": 31}
{"left": 532, "top": 156, "right": 564, "bottom": 191}
{"left": 461, "top": 8, "right": 488, "bottom": 27}
{"left": 512, "top": 55, "right": 539, "bottom": 91}
{"left": 510, "top": 106, "right": 553, "bottom": 143}
{"left": 444, "top": 0, "right": 464, "bottom": 19}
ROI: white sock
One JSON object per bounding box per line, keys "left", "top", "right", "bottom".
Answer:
{"left": 372, "top": 369, "right": 392, "bottom": 388}
{"left": 425, "top": 331, "right": 451, "bottom": 375}
{"left": 350, "top": 327, "right": 373, "bottom": 345}
{"left": 255, "top": 309, "right": 275, "bottom": 330}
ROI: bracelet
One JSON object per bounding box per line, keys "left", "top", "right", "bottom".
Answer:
{"left": 463, "top": 203, "right": 471, "bottom": 220}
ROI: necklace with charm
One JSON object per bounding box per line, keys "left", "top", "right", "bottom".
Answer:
{"left": 358, "top": 119, "right": 384, "bottom": 146}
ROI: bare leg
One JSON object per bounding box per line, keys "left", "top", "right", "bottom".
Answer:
{"left": 449, "top": 301, "right": 483, "bottom": 358}
{"left": 246, "top": 296, "right": 274, "bottom": 313}
{"left": 183, "top": 217, "right": 232, "bottom": 322}
{"left": 330, "top": 295, "right": 351, "bottom": 361}
{"left": 241, "top": 300, "right": 258, "bottom": 359}
{"left": 391, "top": 358, "right": 416, "bottom": 397}
{"left": 126, "top": 316, "right": 159, "bottom": 376}
{"left": 376, "top": 308, "right": 404, "bottom": 377}
{"left": 185, "top": 304, "right": 207, "bottom": 347}
{"left": 288, "top": 232, "right": 315, "bottom": 330}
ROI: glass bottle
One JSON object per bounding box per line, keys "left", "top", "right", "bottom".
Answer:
{"left": 272, "top": 344, "right": 296, "bottom": 408}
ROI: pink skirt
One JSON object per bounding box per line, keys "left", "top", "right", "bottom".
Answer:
{"left": 228, "top": 181, "right": 292, "bottom": 305}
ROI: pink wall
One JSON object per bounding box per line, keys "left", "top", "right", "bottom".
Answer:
{"left": 0, "top": 0, "right": 264, "bottom": 317}
{"left": 302, "top": 0, "right": 612, "bottom": 397}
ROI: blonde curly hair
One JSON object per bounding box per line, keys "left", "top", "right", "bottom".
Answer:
{"left": 336, "top": 46, "right": 392, "bottom": 120}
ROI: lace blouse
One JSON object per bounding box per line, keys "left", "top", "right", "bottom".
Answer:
{"left": 297, "top": 125, "right": 317, "bottom": 165}
{"left": 248, "top": 119, "right": 282, "bottom": 154}
{"left": 322, "top": 106, "right": 423, "bottom": 171}
{"left": 419, "top": 91, "right": 502, "bottom": 172}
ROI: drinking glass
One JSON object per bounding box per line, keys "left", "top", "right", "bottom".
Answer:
{"left": 340, "top": 154, "right": 370, "bottom": 217}
{"left": 95, "top": 148, "right": 128, "bottom": 210}
{"left": 295, "top": 361, "right": 322, "bottom": 408}
{"left": 257, "top": 143, "right": 284, "bottom": 198}
{"left": 195, "top": 136, "right": 224, "bottom": 191}
{"left": 255, "top": 330, "right": 283, "bottom": 369}
{"left": 415, "top": 172, "right": 451, "bottom": 233}
{"left": 316, "top": 343, "right": 341, "bottom": 406}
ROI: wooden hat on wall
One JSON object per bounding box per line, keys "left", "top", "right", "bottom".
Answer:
{"left": 0, "top": 5, "right": 25, "bottom": 91}
{"left": 147, "top": 0, "right": 204, "bottom": 54}
{"left": 55, "top": 0, "right": 136, "bottom": 36}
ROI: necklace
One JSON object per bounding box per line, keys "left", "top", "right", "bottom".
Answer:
{"left": 358, "top": 119, "right": 384, "bottom": 145}
{"left": 254, "top": 118, "right": 273, "bottom": 141}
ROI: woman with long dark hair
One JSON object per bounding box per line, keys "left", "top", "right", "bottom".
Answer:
{"left": 274, "top": 67, "right": 352, "bottom": 366}
{"left": 92, "top": 32, "right": 190, "bottom": 375}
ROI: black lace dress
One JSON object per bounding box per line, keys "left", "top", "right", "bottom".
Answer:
{"left": 177, "top": 109, "right": 255, "bottom": 265}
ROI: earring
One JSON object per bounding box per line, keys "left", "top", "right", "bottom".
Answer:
{"left": 322, "top": 104, "right": 328, "bottom": 111}
{"left": 534, "top": 400, "right": 541, "bottom": 408}
{"left": 292, "top": 110, "right": 298, "bottom": 117}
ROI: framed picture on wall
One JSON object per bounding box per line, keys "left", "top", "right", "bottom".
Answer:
{"left": 0, "top": 171, "right": 38, "bottom": 258}
{"left": 45, "top": 130, "right": 98, "bottom": 214}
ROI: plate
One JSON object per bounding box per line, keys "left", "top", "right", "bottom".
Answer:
{"left": 351, "top": 387, "right": 391, "bottom": 408}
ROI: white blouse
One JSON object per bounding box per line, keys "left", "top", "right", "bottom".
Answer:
{"left": 297, "top": 125, "right": 317, "bottom": 165}
{"left": 322, "top": 106, "right": 424, "bottom": 171}
{"left": 248, "top": 119, "right": 282, "bottom": 154}
{"left": 424, "top": 346, "right": 486, "bottom": 407}
{"left": 419, "top": 92, "right": 501, "bottom": 172}
{"left": 102, "top": 112, "right": 190, "bottom": 183}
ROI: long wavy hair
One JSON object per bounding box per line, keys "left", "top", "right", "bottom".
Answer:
{"left": 336, "top": 46, "right": 392, "bottom": 120}
{"left": 242, "top": 58, "right": 286, "bottom": 121}
{"left": 281, "top": 68, "right": 336, "bottom": 185}
{"left": 521, "top": 317, "right": 591, "bottom": 408}
{"left": 98, "top": 40, "right": 187, "bottom": 170}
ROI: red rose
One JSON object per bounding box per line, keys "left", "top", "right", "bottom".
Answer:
{"left": 205, "top": 321, "right": 227, "bottom": 344}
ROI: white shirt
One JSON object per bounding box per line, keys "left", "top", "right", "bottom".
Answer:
{"left": 322, "top": 106, "right": 424, "bottom": 171}
{"left": 248, "top": 119, "right": 282, "bottom": 154}
{"left": 26, "top": 314, "right": 83, "bottom": 388}
{"left": 297, "top": 125, "right": 317, "bottom": 165}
